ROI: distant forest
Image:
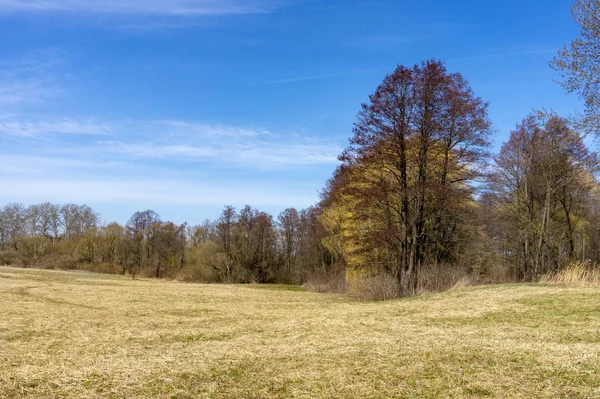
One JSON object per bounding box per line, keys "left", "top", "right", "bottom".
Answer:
{"left": 3, "top": 1, "right": 600, "bottom": 299}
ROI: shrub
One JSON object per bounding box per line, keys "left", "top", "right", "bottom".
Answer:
{"left": 479, "top": 261, "right": 513, "bottom": 285}
{"left": 0, "top": 250, "right": 27, "bottom": 267}
{"left": 345, "top": 264, "right": 478, "bottom": 300}
{"left": 34, "top": 254, "right": 80, "bottom": 270}
{"left": 179, "top": 242, "right": 225, "bottom": 283}
{"left": 351, "top": 272, "right": 400, "bottom": 301}
{"left": 302, "top": 268, "right": 348, "bottom": 294}
{"left": 80, "top": 262, "right": 121, "bottom": 275}
{"left": 14, "top": 236, "right": 53, "bottom": 261}
{"left": 416, "top": 263, "right": 471, "bottom": 295}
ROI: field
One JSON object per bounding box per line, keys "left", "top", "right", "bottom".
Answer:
{"left": 1, "top": 266, "right": 600, "bottom": 398}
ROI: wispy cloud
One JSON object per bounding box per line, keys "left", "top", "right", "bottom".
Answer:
{"left": 1, "top": 116, "right": 337, "bottom": 215}
{"left": 51, "top": 119, "right": 342, "bottom": 168}
{"left": 451, "top": 49, "right": 557, "bottom": 62}
{"left": 99, "top": 140, "right": 339, "bottom": 167}
{"left": 155, "top": 120, "right": 266, "bottom": 138}
{"left": 3, "top": 116, "right": 341, "bottom": 169}
{"left": 0, "top": 81, "right": 61, "bottom": 105}
{"left": 0, "top": 0, "right": 277, "bottom": 16}
{"left": 0, "top": 66, "right": 339, "bottom": 214}
{"left": 256, "top": 67, "right": 385, "bottom": 85}
{"left": 0, "top": 50, "right": 65, "bottom": 106}
{"left": 0, "top": 117, "right": 112, "bottom": 137}
{"left": 93, "top": 118, "right": 340, "bottom": 168}
{"left": 0, "top": 155, "right": 125, "bottom": 173}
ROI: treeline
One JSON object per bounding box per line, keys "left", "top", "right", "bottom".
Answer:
{"left": 0, "top": 203, "right": 338, "bottom": 287}
{"left": 2, "top": 63, "right": 600, "bottom": 299}
{"left": 3, "top": 95, "right": 599, "bottom": 299}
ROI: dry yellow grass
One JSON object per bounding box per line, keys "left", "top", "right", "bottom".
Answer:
{"left": 1, "top": 266, "right": 600, "bottom": 398}
{"left": 541, "top": 260, "right": 600, "bottom": 287}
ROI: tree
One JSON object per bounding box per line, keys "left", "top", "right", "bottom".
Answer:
{"left": 235, "top": 205, "right": 278, "bottom": 283}
{"left": 278, "top": 208, "right": 301, "bottom": 282}
{"left": 331, "top": 60, "right": 491, "bottom": 294}
{"left": 79, "top": 227, "right": 100, "bottom": 264}
{"left": 125, "top": 210, "right": 161, "bottom": 278}
{"left": 1, "top": 203, "right": 26, "bottom": 250}
{"left": 187, "top": 220, "right": 214, "bottom": 247}
{"left": 298, "top": 206, "right": 338, "bottom": 280}
{"left": 490, "top": 111, "right": 597, "bottom": 279}
{"left": 152, "top": 221, "right": 186, "bottom": 278}
{"left": 60, "top": 204, "right": 80, "bottom": 240}
{"left": 100, "top": 222, "right": 125, "bottom": 267}
{"left": 25, "top": 204, "right": 41, "bottom": 237}
{"left": 215, "top": 206, "right": 237, "bottom": 280}
{"left": 551, "top": 0, "right": 600, "bottom": 132}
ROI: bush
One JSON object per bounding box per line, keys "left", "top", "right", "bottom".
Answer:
{"left": 345, "top": 264, "right": 482, "bottom": 300}
{"left": 416, "top": 263, "right": 471, "bottom": 295}
{"left": 14, "top": 236, "right": 53, "bottom": 261}
{"left": 34, "top": 254, "right": 80, "bottom": 270}
{"left": 80, "top": 262, "right": 121, "bottom": 275}
{"left": 479, "top": 261, "right": 513, "bottom": 285}
{"left": 179, "top": 265, "right": 215, "bottom": 282}
{"left": 347, "top": 272, "right": 399, "bottom": 301}
{"left": 0, "top": 250, "right": 27, "bottom": 267}
{"left": 179, "top": 242, "right": 225, "bottom": 283}
{"left": 302, "top": 268, "right": 348, "bottom": 294}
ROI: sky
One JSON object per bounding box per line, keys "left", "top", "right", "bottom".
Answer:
{"left": 0, "top": 0, "right": 584, "bottom": 225}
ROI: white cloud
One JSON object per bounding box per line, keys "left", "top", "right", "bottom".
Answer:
{"left": 0, "top": 50, "right": 65, "bottom": 106}
{"left": 101, "top": 140, "right": 340, "bottom": 167}
{"left": 3, "top": 117, "right": 342, "bottom": 168}
{"left": 0, "top": 0, "right": 275, "bottom": 15}
{"left": 2, "top": 116, "right": 340, "bottom": 217}
{"left": 95, "top": 120, "right": 341, "bottom": 168}
{"left": 155, "top": 120, "right": 265, "bottom": 138}
{"left": 0, "top": 155, "right": 126, "bottom": 174}
{"left": 0, "top": 118, "right": 113, "bottom": 136}
{"left": 0, "top": 81, "right": 60, "bottom": 105}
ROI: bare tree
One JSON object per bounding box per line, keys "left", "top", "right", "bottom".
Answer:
{"left": 278, "top": 208, "right": 301, "bottom": 282}
{"left": 491, "top": 111, "right": 597, "bottom": 279}
{"left": 126, "top": 210, "right": 160, "bottom": 278}
{"left": 2, "top": 204, "right": 26, "bottom": 250}
{"left": 100, "top": 222, "right": 125, "bottom": 267}
{"left": 152, "top": 221, "right": 186, "bottom": 278}
{"left": 187, "top": 220, "right": 214, "bottom": 247}
{"left": 216, "top": 206, "right": 237, "bottom": 280}
{"left": 551, "top": 0, "right": 600, "bottom": 133}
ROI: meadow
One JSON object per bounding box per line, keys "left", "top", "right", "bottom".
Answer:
{"left": 1, "top": 265, "right": 600, "bottom": 398}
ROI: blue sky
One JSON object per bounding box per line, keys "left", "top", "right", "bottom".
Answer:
{"left": 0, "top": 0, "right": 583, "bottom": 225}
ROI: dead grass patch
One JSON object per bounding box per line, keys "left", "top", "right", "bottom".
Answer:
{"left": 541, "top": 260, "right": 600, "bottom": 287}
{"left": 1, "top": 266, "right": 600, "bottom": 398}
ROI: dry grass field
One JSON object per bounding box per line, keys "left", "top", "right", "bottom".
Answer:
{"left": 1, "top": 266, "right": 600, "bottom": 398}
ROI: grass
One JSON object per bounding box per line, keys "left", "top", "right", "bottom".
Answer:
{"left": 1, "top": 266, "right": 600, "bottom": 398}
{"left": 541, "top": 260, "right": 600, "bottom": 287}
